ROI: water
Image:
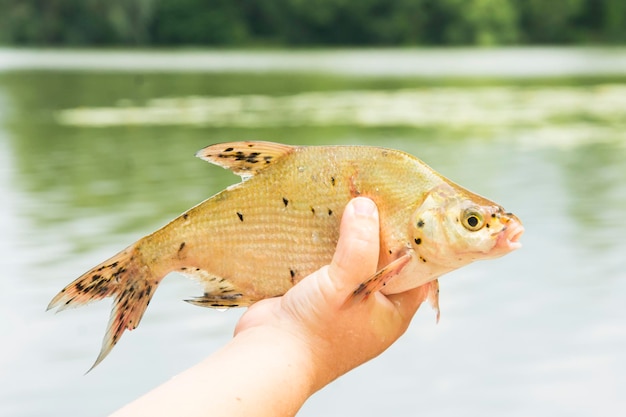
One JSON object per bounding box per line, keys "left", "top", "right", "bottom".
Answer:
{"left": 0, "top": 49, "right": 625, "bottom": 417}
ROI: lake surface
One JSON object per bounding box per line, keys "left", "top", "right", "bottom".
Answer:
{"left": 1, "top": 48, "right": 625, "bottom": 417}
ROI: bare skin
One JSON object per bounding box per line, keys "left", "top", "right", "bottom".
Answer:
{"left": 111, "top": 197, "right": 427, "bottom": 417}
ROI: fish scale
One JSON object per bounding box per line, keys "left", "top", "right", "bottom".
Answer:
{"left": 48, "top": 141, "right": 523, "bottom": 370}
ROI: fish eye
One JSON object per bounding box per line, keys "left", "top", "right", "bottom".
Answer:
{"left": 461, "top": 208, "right": 485, "bottom": 231}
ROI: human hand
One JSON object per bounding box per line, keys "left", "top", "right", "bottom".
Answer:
{"left": 234, "top": 197, "right": 429, "bottom": 392}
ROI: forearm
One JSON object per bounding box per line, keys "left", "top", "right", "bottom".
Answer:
{"left": 110, "top": 326, "right": 317, "bottom": 417}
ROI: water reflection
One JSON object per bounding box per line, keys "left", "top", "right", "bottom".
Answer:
{"left": 1, "top": 65, "right": 625, "bottom": 417}
{"left": 54, "top": 85, "right": 626, "bottom": 131}
{"left": 562, "top": 143, "right": 626, "bottom": 241}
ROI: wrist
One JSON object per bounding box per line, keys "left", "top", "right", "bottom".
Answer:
{"left": 230, "top": 324, "right": 322, "bottom": 404}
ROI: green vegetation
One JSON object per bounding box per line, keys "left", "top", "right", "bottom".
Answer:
{"left": 1, "top": 0, "right": 625, "bottom": 47}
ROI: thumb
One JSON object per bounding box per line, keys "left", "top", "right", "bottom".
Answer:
{"left": 328, "top": 197, "right": 380, "bottom": 295}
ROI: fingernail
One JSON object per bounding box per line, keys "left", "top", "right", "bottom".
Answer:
{"left": 352, "top": 197, "right": 377, "bottom": 217}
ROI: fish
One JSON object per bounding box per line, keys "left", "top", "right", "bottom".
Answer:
{"left": 48, "top": 141, "right": 524, "bottom": 370}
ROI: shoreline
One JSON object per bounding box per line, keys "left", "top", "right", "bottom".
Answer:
{"left": 2, "top": 47, "right": 626, "bottom": 77}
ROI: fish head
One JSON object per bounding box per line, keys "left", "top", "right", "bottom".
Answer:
{"left": 410, "top": 183, "right": 524, "bottom": 269}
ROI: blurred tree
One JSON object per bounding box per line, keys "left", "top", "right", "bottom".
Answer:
{"left": 241, "top": 0, "right": 435, "bottom": 45}
{"left": 149, "top": 0, "right": 247, "bottom": 45}
{"left": 0, "top": 0, "right": 625, "bottom": 46}
{"left": 515, "top": 0, "right": 586, "bottom": 43}
{"left": 438, "top": 0, "right": 519, "bottom": 45}
{"left": 601, "top": 0, "right": 626, "bottom": 42}
{"left": 0, "top": 0, "right": 153, "bottom": 45}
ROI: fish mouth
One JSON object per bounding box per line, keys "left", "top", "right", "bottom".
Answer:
{"left": 504, "top": 222, "right": 524, "bottom": 250}
{"left": 497, "top": 215, "right": 524, "bottom": 251}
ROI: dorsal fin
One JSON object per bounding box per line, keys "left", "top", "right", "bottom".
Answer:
{"left": 196, "top": 141, "right": 296, "bottom": 178}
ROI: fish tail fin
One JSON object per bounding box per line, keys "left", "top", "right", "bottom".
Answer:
{"left": 47, "top": 244, "right": 161, "bottom": 370}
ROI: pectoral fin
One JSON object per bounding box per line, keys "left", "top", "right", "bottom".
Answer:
{"left": 345, "top": 251, "right": 413, "bottom": 305}
{"left": 196, "top": 141, "right": 295, "bottom": 178}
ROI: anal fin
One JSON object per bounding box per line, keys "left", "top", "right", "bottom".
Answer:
{"left": 180, "top": 268, "right": 255, "bottom": 309}
{"left": 185, "top": 292, "right": 246, "bottom": 308}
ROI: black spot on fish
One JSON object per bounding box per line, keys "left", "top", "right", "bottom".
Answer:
{"left": 196, "top": 268, "right": 201, "bottom": 271}
{"left": 224, "top": 147, "right": 234, "bottom": 152}
{"left": 388, "top": 249, "right": 393, "bottom": 254}
{"left": 264, "top": 155, "right": 272, "bottom": 164}
{"left": 290, "top": 269, "right": 296, "bottom": 279}
{"left": 328, "top": 209, "right": 333, "bottom": 216}
{"left": 420, "top": 256, "right": 427, "bottom": 263}
{"left": 283, "top": 197, "right": 289, "bottom": 207}
{"left": 183, "top": 213, "right": 189, "bottom": 220}
{"left": 181, "top": 267, "right": 187, "bottom": 271}
{"left": 310, "top": 206, "right": 316, "bottom": 214}
{"left": 486, "top": 223, "right": 490, "bottom": 228}
{"left": 414, "top": 238, "right": 422, "bottom": 245}
{"left": 237, "top": 212, "right": 244, "bottom": 222}
{"left": 211, "top": 303, "right": 224, "bottom": 307}
{"left": 75, "top": 282, "right": 85, "bottom": 292}
{"left": 91, "top": 274, "right": 101, "bottom": 282}
{"left": 110, "top": 261, "right": 119, "bottom": 268}
{"left": 491, "top": 213, "right": 497, "bottom": 218}
{"left": 331, "top": 176, "right": 336, "bottom": 186}
{"left": 417, "top": 219, "right": 425, "bottom": 228}
{"left": 178, "top": 242, "right": 186, "bottom": 253}
{"left": 245, "top": 152, "right": 261, "bottom": 164}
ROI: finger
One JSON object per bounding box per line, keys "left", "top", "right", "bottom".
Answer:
{"left": 328, "top": 197, "right": 380, "bottom": 294}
